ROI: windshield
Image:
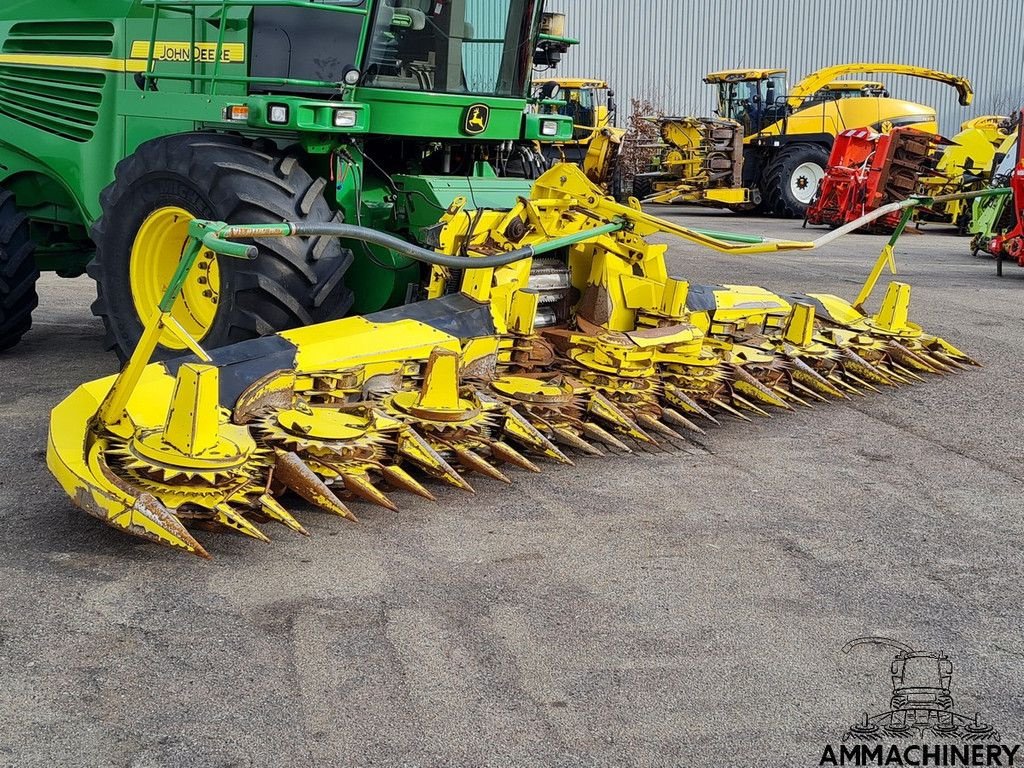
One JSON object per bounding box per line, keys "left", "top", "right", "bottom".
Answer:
{"left": 543, "top": 86, "right": 605, "bottom": 139}
{"left": 993, "top": 139, "right": 1019, "bottom": 180}
{"left": 363, "top": 0, "right": 537, "bottom": 97}
{"left": 718, "top": 75, "right": 788, "bottom": 133}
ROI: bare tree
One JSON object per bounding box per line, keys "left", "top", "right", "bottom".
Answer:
{"left": 618, "top": 97, "right": 664, "bottom": 193}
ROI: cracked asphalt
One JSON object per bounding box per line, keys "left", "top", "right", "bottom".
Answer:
{"left": 1, "top": 209, "right": 1022, "bottom": 767}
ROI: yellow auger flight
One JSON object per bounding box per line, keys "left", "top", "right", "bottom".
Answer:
{"left": 47, "top": 166, "right": 975, "bottom": 558}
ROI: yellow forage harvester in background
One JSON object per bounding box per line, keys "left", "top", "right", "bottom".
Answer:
{"left": 47, "top": 165, "right": 976, "bottom": 558}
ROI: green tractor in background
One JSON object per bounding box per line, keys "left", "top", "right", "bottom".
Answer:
{"left": 0, "top": 0, "right": 574, "bottom": 357}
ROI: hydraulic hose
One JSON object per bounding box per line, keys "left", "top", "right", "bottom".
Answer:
{"left": 201, "top": 220, "right": 626, "bottom": 267}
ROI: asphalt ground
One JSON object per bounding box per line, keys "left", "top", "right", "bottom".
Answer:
{"left": 1, "top": 209, "right": 1022, "bottom": 767}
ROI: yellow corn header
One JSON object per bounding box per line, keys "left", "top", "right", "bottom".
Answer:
{"left": 47, "top": 165, "right": 975, "bottom": 557}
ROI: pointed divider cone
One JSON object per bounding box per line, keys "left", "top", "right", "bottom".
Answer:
{"left": 501, "top": 407, "right": 574, "bottom": 465}
{"left": 888, "top": 341, "right": 947, "bottom": 374}
{"left": 663, "top": 384, "right": 720, "bottom": 425}
{"left": 344, "top": 472, "right": 400, "bottom": 513}
{"left": 789, "top": 358, "right": 848, "bottom": 399}
{"left": 589, "top": 392, "right": 653, "bottom": 442}
{"left": 129, "top": 493, "right": 210, "bottom": 559}
{"left": 552, "top": 426, "right": 603, "bottom": 456}
{"left": 381, "top": 465, "right": 436, "bottom": 501}
{"left": 661, "top": 407, "right": 706, "bottom": 434}
{"left": 840, "top": 348, "right": 895, "bottom": 386}
{"left": 258, "top": 493, "right": 308, "bottom": 536}
{"left": 489, "top": 441, "right": 541, "bottom": 473}
{"left": 636, "top": 412, "right": 683, "bottom": 440}
{"left": 453, "top": 446, "right": 512, "bottom": 484}
{"left": 731, "top": 394, "right": 772, "bottom": 418}
{"left": 582, "top": 421, "right": 632, "bottom": 452}
{"left": 928, "top": 340, "right": 979, "bottom": 367}
{"left": 928, "top": 351, "right": 967, "bottom": 371}
{"left": 274, "top": 451, "right": 358, "bottom": 522}
{"left": 731, "top": 366, "right": 792, "bottom": 410}
{"left": 790, "top": 380, "right": 830, "bottom": 403}
{"left": 214, "top": 504, "right": 271, "bottom": 543}
{"left": 397, "top": 429, "right": 475, "bottom": 493}
{"left": 709, "top": 397, "right": 753, "bottom": 422}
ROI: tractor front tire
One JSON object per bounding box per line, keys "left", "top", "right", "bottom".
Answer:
{"left": 89, "top": 133, "right": 353, "bottom": 361}
{"left": 0, "top": 189, "right": 38, "bottom": 353}
{"left": 760, "top": 143, "right": 831, "bottom": 219}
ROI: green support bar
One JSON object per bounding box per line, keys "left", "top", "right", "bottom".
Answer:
{"left": 531, "top": 220, "right": 626, "bottom": 255}
{"left": 688, "top": 228, "right": 771, "bottom": 245}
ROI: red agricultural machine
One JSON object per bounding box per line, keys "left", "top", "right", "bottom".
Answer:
{"left": 805, "top": 127, "right": 945, "bottom": 233}
{"left": 987, "top": 132, "right": 1024, "bottom": 274}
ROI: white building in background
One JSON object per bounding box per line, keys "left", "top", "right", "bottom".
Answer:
{"left": 551, "top": 0, "right": 1023, "bottom": 134}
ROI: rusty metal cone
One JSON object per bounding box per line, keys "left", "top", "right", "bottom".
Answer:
{"left": 275, "top": 451, "right": 358, "bottom": 522}
{"left": 258, "top": 493, "right": 309, "bottom": 536}
{"left": 709, "top": 397, "right": 753, "bottom": 422}
{"left": 489, "top": 441, "right": 542, "bottom": 473}
{"left": 343, "top": 472, "right": 399, "bottom": 513}
{"left": 381, "top": 465, "right": 437, "bottom": 501}
{"left": 214, "top": 504, "right": 271, "bottom": 543}
{"left": 454, "top": 446, "right": 512, "bottom": 484}
{"left": 844, "top": 372, "right": 882, "bottom": 394}
{"left": 664, "top": 384, "right": 720, "bottom": 425}
{"left": 637, "top": 412, "right": 683, "bottom": 440}
{"left": 581, "top": 422, "right": 632, "bottom": 452}
{"left": 552, "top": 426, "right": 603, "bottom": 456}
{"left": 773, "top": 386, "right": 813, "bottom": 409}
{"left": 661, "top": 407, "right": 706, "bottom": 434}
{"left": 731, "top": 394, "right": 772, "bottom": 418}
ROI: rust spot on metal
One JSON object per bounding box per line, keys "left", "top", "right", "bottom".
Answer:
{"left": 462, "top": 352, "right": 498, "bottom": 381}
{"left": 233, "top": 370, "right": 297, "bottom": 425}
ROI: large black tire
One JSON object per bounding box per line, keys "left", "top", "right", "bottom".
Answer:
{"left": 503, "top": 145, "right": 551, "bottom": 179}
{"left": 760, "top": 143, "right": 831, "bottom": 219}
{"left": 0, "top": 189, "right": 38, "bottom": 353}
{"left": 632, "top": 173, "right": 666, "bottom": 201}
{"left": 89, "top": 133, "right": 353, "bottom": 361}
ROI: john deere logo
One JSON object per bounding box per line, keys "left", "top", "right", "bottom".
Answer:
{"left": 463, "top": 104, "right": 490, "bottom": 135}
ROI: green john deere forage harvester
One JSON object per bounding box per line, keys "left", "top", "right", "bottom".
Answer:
{"left": 0, "top": 0, "right": 575, "bottom": 357}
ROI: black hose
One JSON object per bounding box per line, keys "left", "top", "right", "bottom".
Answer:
{"left": 288, "top": 222, "right": 538, "bottom": 268}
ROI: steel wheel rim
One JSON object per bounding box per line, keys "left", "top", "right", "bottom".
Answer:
{"left": 790, "top": 161, "right": 825, "bottom": 204}
{"left": 129, "top": 206, "right": 221, "bottom": 349}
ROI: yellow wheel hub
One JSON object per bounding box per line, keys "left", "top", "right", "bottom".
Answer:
{"left": 130, "top": 206, "right": 221, "bottom": 349}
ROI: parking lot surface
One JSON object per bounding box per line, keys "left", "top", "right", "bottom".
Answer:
{"left": 1, "top": 210, "right": 1022, "bottom": 767}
